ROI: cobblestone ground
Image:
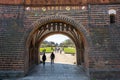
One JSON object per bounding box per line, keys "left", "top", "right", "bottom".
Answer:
{"left": 11, "top": 53, "right": 90, "bottom": 80}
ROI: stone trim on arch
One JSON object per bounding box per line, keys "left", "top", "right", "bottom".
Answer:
{"left": 24, "top": 15, "right": 92, "bottom": 74}
{"left": 26, "top": 15, "right": 92, "bottom": 48}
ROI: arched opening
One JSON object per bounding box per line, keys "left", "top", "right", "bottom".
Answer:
{"left": 108, "top": 9, "right": 116, "bottom": 24}
{"left": 39, "top": 34, "right": 76, "bottom": 64}
{"left": 110, "top": 14, "right": 115, "bottom": 24}
{"left": 25, "top": 16, "right": 91, "bottom": 73}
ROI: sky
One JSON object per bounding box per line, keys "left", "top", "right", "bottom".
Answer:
{"left": 45, "top": 34, "right": 69, "bottom": 44}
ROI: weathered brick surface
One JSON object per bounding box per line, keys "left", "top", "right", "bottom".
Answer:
{"left": 0, "top": 0, "right": 120, "bottom": 5}
{"left": 88, "top": 4, "right": 120, "bottom": 79}
{"left": 0, "top": 5, "right": 25, "bottom": 77}
{"left": 90, "top": 70, "right": 120, "bottom": 80}
{"left": 0, "top": 4, "right": 120, "bottom": 79}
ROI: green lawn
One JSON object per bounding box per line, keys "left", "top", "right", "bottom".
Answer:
{"left": 40, "top": 47, "right": 76, "bottom": 54}
{"left": 39, "top": 47, "right": 54, "bottom": 53}
{"left": 64, "top": 47, "right": 76, "bottom": 54}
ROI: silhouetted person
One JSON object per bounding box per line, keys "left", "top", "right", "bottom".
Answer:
{"left": 42, "top": 52, "right": 46, "bottom": 65}
{"left": 60, "top": 50, "right": 62, "bottom": 54}
{"left": 50, "top": 52, "right": 55, "bottom": 64}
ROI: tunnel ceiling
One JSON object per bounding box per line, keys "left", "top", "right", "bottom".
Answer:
{"left": 0, "top": 0, "right": 120, "bottom": 5}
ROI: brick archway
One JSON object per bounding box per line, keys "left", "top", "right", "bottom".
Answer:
{"left": 25, "top": 15, "right": 92, "bottom": 74}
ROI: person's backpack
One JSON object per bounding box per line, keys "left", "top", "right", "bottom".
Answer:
{"left": 42, "top": 55, "right": 46, "bottom": 61}
{"left": 51, "top": 53, "right": 55, "bottom": 59}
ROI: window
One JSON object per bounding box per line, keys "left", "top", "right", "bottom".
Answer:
{"left": 108, "top": 9, "right": 116, "bottom": 24}
{"left": 110, "top": 14, "right": 115, "bottom": 23}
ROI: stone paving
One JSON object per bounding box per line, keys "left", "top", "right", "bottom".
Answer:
{"left": 4, "top": 53, "right": 90, "bottom": 80}
{"left": 16, "top": 63, "right": 89, "bottom": 80}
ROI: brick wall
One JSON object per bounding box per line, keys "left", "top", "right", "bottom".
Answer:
{"left": 0, "top": 4, "right": 120, "bottom": 79}
{"left": 0, "top": 5, "right": 25, "bottom": 77}
{"left": 24, "top": 4, "right": 120, "bottom": 79}
{"left": 88, "top": 4, "right": 120, "bottom": 79}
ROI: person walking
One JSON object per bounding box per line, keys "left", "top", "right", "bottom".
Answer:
{"left": 42, "top": 52, "right": 46, "bottom": 65}
{"left": 50, "top": 52, "right": 55, "bottom": 64}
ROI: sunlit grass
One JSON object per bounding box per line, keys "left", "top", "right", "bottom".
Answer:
{"left": 39, "top": 47, "right": 53, "bottom": 53}
{"left": 40, "top": 47, "right": 76, "bottom": 54}
{"left": 64, "top": 47, "right": 76, "bottom": 54}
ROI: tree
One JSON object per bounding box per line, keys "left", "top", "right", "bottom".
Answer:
{"left": 60, "top": 39, "right": 75, "bottom": 47}
{"left": 40, "top": 40, "right": 56, "bottom": 47}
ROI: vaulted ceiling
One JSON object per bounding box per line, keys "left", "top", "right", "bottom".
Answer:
{"left": 0, "top": 0, "right": 119, "bottom": 5}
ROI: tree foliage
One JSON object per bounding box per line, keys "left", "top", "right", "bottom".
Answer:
{"left": 41, "top": 39, "right": 75, "bottom": 48}
{"left": 40, "top": 41, "right": 56, "bottom": 47}
{"left": 60, "top": 39, "right": 75, "bottom": 47}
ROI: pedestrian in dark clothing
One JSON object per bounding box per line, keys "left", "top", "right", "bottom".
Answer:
{"left": 42, "top": 53, "right": 46, "bottom": 65}
{"left": 50, "top": 52, "right": 55, "bottom": 64}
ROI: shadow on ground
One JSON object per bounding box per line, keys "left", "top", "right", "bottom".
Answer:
{"left": 15, "top": 62, "right": 89, "bottom": 80}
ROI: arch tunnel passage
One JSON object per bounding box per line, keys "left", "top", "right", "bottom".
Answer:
{"left": 27, "top": 21, "right": 85, "bottom": 69}
{"left": 39, "top": 34, "right": 76, "bottom": 64}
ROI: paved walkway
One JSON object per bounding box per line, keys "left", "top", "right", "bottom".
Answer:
{"left": 17, "top": 63, "right": 89, "bottom": 80}
{"left": 16, "top": 53, "right": 89, "bottom": 80}
{"left": 45, "top": 52, "right": 76, "bottom": 64}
